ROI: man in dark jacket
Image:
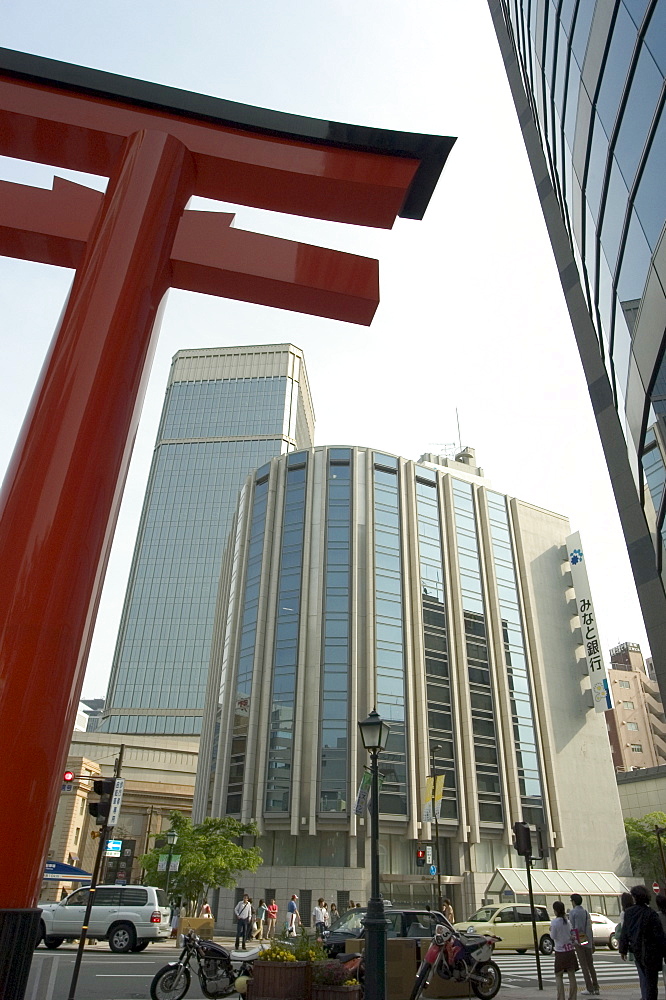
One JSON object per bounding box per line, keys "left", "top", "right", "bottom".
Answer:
{"left": 619, "top": 885, "right": 666, "bottom": 1000}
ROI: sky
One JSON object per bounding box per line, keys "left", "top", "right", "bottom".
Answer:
{"left": 0, "top": 0, "right": 651, "bottom": 699}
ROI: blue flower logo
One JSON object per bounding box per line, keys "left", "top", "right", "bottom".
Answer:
{"left": 570, "top": 548, "right": 583, "bottom": 565}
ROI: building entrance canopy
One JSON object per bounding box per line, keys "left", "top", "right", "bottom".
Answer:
{"left": 487, "top": 868, "right": 628, "bottom": 899}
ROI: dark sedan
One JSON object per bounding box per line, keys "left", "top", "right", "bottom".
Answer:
{"left": 324, "top": 907, "right": 447, "bottom": 956}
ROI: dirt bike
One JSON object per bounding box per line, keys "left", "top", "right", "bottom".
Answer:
{"left": 150, "top": 929, "right": 258, "bottom": 1000}
{"left": 409, "top": 922, "right": 502, "bottom": 1000}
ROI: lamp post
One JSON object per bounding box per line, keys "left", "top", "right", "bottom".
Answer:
{"left": 429, "top": 745, "right": 444, "bottom": 913}
{"left": 164, "top": 829, "right": 178, "bottom": 896}
{"left": 358, "top": 709, "right": 390, "bottom": 1000}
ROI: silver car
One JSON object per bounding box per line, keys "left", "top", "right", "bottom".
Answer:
{"left": 38, "top": 884, "right": 171, "bottom": 952}
{"left": 590, "top": 912, "right": 619, "bottom": 950}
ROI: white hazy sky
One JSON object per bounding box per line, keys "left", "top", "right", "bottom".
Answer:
{"left": 0, "top": 0, "right": 650, "bottom": 698}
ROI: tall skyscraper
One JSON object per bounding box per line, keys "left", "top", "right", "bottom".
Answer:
{"left": 99, "top": 344, "right": 314, "bottom": 737}
{"left": 194, "top": 446, "right": 627, "bottom": 917}
{"left": 487, "top": 1, "right": 666, "bottom": 694}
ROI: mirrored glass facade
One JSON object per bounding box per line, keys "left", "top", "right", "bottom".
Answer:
{"left": 489, "top": 0, "right": 666, "bottom": 691}
{"left": 100, "top": 345, "right": 314, "bottom": 736}
{"left": 196, "top": 447, "right": 625, "bottom": 915}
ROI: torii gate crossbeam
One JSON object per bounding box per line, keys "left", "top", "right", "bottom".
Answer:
{"left": 0, "top": 47, "right": 455, "bottom": 999}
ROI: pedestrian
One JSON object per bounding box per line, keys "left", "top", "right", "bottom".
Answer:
{"left": 569, "top": 893, "right": 599, "bottom": 995}
{"left": 550, "top": 900, "right": 578, "bottom": 1000}
{"left": 655, "top": 894, "right": 666, "bottom": 989}
{"left": 199, "top": 898, "right": 213, "bottom": 919}
{"left": 266, "top": 899, "right": 278, "bottom": 938}
{"left": 323, "top": 901, "right": 330, "bottom": 930}
{"left": 442, "top": 898, "right": 455, "bottom": 924}
{"left": 329, "top": 902, "right": 338, "bottom": 924}
{"left": 234, "top": 893, "right": 252, "bottom": 950}
{"left": 349, "top": 900, "right": 355, "bottom": 910}
{"left": 619, "top": 885, "right": 666, "bottom": 1000}
{"left": 249, "top": 897, "right": 257, "bottom": 939}
{"left": 287, "top": 894, "right": 300, "bottom": 936}
{"left": 616, "top": 892, "right": 635, "bottom": 963}
{"left": 313, "top": 898, "right": 327, "bottom": 937}
{"left": 170, "top": 899, "right": 180, "bottom": 939}
{"left": 255, "top": 898, "right": 267, "bottom": 940}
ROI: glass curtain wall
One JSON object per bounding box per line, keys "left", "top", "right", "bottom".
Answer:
{"left": 265, "top": 453, "right": 308, "bottom": 812}
{"left": 486, "top": 491, "right": 545, "bottom": 827}
{"left": 451, "top": 480, "right": 504, "bottom": 823}
{"left": 415, "top": 469, "right": 458, "bottom": 818}
{"left": 319, "top": 449, "right": 352, "bottom": 813}
{"left": 226, "top": 473, "right": 269, "bottom": 813}
{"left": 373, "top": 453, "right": 407, "bottom": 814}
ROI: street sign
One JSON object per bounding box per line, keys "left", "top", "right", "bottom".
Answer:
{"left": 425, "top": 846, "right": 433, "bottom": 865}
{"left": 107, "top": 777, "right": 125, "bottom": 828}
{"left": 429, "top": 864, "right": 437, "bottom": 875}
{"left": 653, "top": 881, "right": 660, "bottom": 893}
{"left": 105, "top": 839, "right": 122, "bottom": 857}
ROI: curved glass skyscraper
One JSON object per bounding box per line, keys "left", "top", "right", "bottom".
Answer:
{"left": 488, "top": 0, "right": 666, "bottom": 694}
{"left": 195, "top": 447, "right": 627, "bottom": 916}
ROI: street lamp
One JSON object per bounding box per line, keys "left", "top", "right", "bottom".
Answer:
{"left": 429, "top": 745, "right": 444, "bottom": 913}
{"left": 358, "top": 709, "right": 390, "bottom": 1000}
{"left": 165, "top": 828, "right": 178, "bottom": 895}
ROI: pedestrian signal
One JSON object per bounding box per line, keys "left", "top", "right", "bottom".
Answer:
{"left": 416, "top": 847, "right": 426, "bottom": 868}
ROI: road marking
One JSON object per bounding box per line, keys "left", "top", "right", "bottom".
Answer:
{"left": 45, "top": 957, "right": 60, "bottom": 1000}
{"left": 96, "top": 973, "right": 156, "bottom": 977}
{"left": 28, "top": 957, "right": 43, "bottom": 1000}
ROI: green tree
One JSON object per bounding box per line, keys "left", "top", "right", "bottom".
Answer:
{"left": 139, "top": 811, "right": 262, "bottom": 913}
{"left": 624, "top": 811, "right": 666, "bottom": 887}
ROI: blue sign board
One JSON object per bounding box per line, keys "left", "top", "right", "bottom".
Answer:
{"left": 429, "top": 864, "right": 437, "bottom": 875}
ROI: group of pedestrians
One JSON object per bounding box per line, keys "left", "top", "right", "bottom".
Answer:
{"left": 233, "top": 893, "right": 279, "bottom": 949}
{"left": 549, "top": 886, "right": 666, "bottom": 1000}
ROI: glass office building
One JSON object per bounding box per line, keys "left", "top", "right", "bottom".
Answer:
{"left": 99, "top": 344, "right": 314, "bottom": 736}
{"left": 488, "top": 0, "right": 666, "bottom": 695}
{"left": 195, "top": 447, "right": 627, "bottom": 916}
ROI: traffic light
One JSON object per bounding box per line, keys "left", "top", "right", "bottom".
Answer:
{"left": 88, "top": 778, "right": 116, "bottom": 826}
{"left": 512, "top": 820, "right": 532, "bottom": 857}
{"left": 63, "top": 770, "right": 75, "bottom": 784}
{"left": 416, "top": 846, "right": 426, "bottom": 868}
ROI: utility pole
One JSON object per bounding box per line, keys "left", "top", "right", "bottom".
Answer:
{"left": 99, "top": 745, "right": 124, "bottom": 885}
{"left": 430, "top": 745, "right": 444, "bottom": 913}
{"left": 68, "top": 745, "right": 124, "bottom": 1000}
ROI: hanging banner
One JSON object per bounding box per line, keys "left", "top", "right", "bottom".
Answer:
{"left": 354, "top": 769, "right": 372, "bottom": 816}
{"left": 423, "top": 774, "right": 445, "bottom": 821}
{"left": 434, "top": 774, "right": 445, "bottom": 819}
{"left": 422, "top": 776, "right": 434, "bottom": 823}
{"left": 566, "top": 531, "right": 613, "bottom": 712}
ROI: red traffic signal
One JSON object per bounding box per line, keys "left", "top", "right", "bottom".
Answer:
{"left": 416, "top": 847, "right": 426, "bottom": 867}
{"left": 63, "top": 770, "right": 75, "bottom": 783}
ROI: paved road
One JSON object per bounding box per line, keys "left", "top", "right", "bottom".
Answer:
{"left": 26, "top": 947, "right": 207, "bottom": 1000}
{"left": 494, "top": 951, "right": 642, "bottom": 990}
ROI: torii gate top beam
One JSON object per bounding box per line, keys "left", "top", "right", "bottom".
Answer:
{"left": 0, "top": 47, "right": 455, "bottom": 228}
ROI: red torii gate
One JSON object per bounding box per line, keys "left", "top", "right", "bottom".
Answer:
{"left": 0, "top": 47, "right": 454, "bottom": 996}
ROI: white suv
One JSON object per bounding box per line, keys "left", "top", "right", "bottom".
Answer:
{"left": 38, "top": 884, "right": 171, "bottom": 952}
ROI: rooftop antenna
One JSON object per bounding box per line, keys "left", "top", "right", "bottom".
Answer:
{"left": 456, "top": 408, "right": 462, "bottom": 453}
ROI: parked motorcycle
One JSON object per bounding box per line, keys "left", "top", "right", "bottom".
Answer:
{"left": 150, "top": 929, "right": 258, "bottom": 1000}
{"left": 409, "top": 922, "right": 501, "bottom": 1000}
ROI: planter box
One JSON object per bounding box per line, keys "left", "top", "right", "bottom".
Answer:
{"left": 313, "top": 986, "right": 362, "bottom": 1000}
{"left": 250, "top": 961, "right": 312, "bottom": 1000}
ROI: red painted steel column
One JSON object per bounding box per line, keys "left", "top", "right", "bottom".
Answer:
{"left": 0, "top": 129, "right": 194, "bottom": 911}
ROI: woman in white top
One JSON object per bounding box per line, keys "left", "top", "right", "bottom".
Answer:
{"left": 551, "top": 900, "right": 579, "bottom": 1000}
